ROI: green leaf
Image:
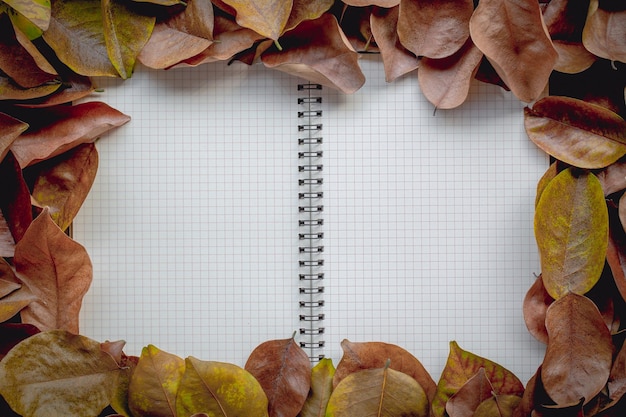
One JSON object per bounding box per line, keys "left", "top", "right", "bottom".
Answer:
{"left": 3, "top": 0, "right": 50, "bottom": 31}
{"left": 0, "top": 330, "right": 123, "bottom": 417}
{"left": 325, "top": 364, "right": 429, "bottom": 417}
{"left": 7, "top": 8, "right": 43, "bottom": 40}
{"left": 101, "top": 0, "right": 155, "bottom": 79}
{"left": 534, "top": 167, "right": 608, "bottom": 300}
{"left": 175, "top": 357, "right": 269, "bottom": 417}
{"left": 298, "top": 358, "right": 335, "bottom": 417}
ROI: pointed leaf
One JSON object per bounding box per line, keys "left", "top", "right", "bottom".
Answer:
{"left": 446, "top": 368, "right": 495, "bottom": 417}
{"left": 469, "top": 0, "right": 558, "bottom": 102}
{"left": 333, "top": 339, "right": 436, "bottom": 402}
{"left": 0, "top": 112, "right": 28, "bottom": 163}
{"left": 0, "top": 151, "right": 32, "bottom": 244}
{"left": 326, "top": 365, "right": 429, "bottom": 417}
{"left": 175, "top": 357, "right": 269, "bottom": 417}
{"left": 397, "top": 0, "right": 473, "bottom": 59}
{"left": 298, "top": 358, "right": 335, "bottom": 417}
{"left": 525, "top": 96, "right": 626, "bottom": 169}
{"left": 128, "top": 344, "right": 185, "bottom": 417}
{"left": 220, "top": 0, "right": 292, "bottom": 40}
{"left": 245, "top": 336, "right": 311, "bottom": 417}
{"left": 431, "top": 341, "right": 524, "bottom": 417}
{"left": 522, "top": 274, "right": 553, "bottom": 344}
{"left": 3, "top": 0, "right": 50, "bottom": 31}
{"left": 284, "top": 0, "right": 334, "bottom": 32}
{"left": 542, "top": 293, "right": 613, "bottom": 405}
{"left": 13, "top": 208, "right": 93, "bottom": 332}
{"left": 582, "top": 0, "right": 626, "bottom": 63}
{"left": 534, "top": 168, "right": 608, "bottom": 299}
{"left": 9, "top": 101, "right": 130, "bottom": 167}
{"left": 137, "top": 22, "right": 213, "bottom": 69}
{"left": 261, "top": 14, "right": 365, "bottom": 94}
{"left": 535, "top": 162, "right": 559, "bottom": 208}
{"left": 0, "top": 330, "right": 123, "bottom": 417}
{"left": 0, "top": 280, "right": 36, "bottom": 323}
{"left": 473, "top": 395, "right": 521, "bottom": 417}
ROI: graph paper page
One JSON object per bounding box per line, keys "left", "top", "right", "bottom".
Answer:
{"left": 73, "top": 56, "right": 547, "bottom": 383}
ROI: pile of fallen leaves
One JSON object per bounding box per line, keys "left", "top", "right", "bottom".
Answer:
{"left": 0, "top": 0, "right": 625, "bottom": 416}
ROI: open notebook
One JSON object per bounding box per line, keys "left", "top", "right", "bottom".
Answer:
{"left": 72, "top": 56, "right": 548, "bottom": 383}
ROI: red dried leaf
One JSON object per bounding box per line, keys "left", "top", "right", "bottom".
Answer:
{"left": 582, "top": 0, "right": 626, "bottom": 63}
{"left": 220, "top": 0, "right": 292, "bottom": 40}
{"left": 522, "top": 274, "right": 553, "bottom": 344}
{"left": 0, "top": 151, "right": 32, "bottom": 244}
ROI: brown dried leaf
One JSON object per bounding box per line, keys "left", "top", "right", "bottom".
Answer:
{"left": 244, "top": 336, "right": 311, "bottom": 417}
{"left": 446, "top": 368, "right": 494, "bottom": 417}
{"left": 285, "top": 0, "right": 335, "bottom": 32}
{"left": 0, "top": 151, "right": 33, "bottom": 244}
{"left": 220, "top": 0, "right": 292, "bottom": 40}
{"left": 552, "top": 41, "right": 598, "bottom": 74}
{"left": 418, "top": 38, "right": 484, "bottom": 109}
{"left": 13, "top": 208, "right": 93, "bottom": 333}
{"left": 9, "top": 101, "right": 130, "bottom": 167}
{"left": 343, "top": 0, "right": 399, "bottom": 6}
{"left": 598, "top": 159, "right": 626, "bottom": 196}
{"left": 370, "top": 6, "right": 419, "bottom": 82}
{"left": 137, "top": 23, "right": 213, "bottom": 69}
{"left": 0, "top": 212, "right": 15, "bottom": 257}
{"left": 0, "top": 279, "right": 36, "bottom": 323}
{"left": 16, "top": 73, "right": 95, "bottom": 108}
{"left": 398, "top": 0, "right": 473, "bottom": 59}
{"left": 469, "top": 0, "right": 558, "bottom": 102}
{"left": 542, "top": 293, "right": 613, "bottom": 406}
{"left": 0, "top": 112, "right": 28, "bottom": 163}
{"left": 606, "top": 201, "right": 626, "bottom": 302}
{"left": 522, "top": 274, "right": 553, "bottom": 344}
{"left": 474, "top": 395, "right": 521, "bottom": 417}
{"left": 582, "top": 0, "right": 626, "bottom": 63}
{"left": 0, "top": 74, "right": 61, "bottom": 101}
{"left": 262, "top": 14, "right": 365, "bottom": 94}
{"left": 333, "top": 339, "right": 436, "bottom": 402}
{"left": 607, "top": 339, "right": 626, "bottom": 409}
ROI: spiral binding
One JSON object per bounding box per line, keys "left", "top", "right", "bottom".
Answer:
{"left": 297, "top": 83, "right": 325, "bottom": 362}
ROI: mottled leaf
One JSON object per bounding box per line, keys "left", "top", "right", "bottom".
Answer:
{"left": 446, "top": 368, "right": 494, "bottom": 417}
{"left": 175, "top": 357, "right": 269, "bottom": 417}
{"left": 333, "top": 339, "right": 436, "bottom": 402}
{"left": 473, "top": 395, "right": 521, "bottom": 417}
{"left": 524, "top": 96, "right": 626, "bottom": 169}
{"left": 431, "top": 341, "right": 524, "bottom": 417}
{"left": 469, "top": 0, "right": 558, "bottom": 102}
{"left": 128, "top": 344, "right": 185, "bottom": 417}
{"left": 0, "top": 330, "right": 123, "bottom": 417}
{"left": 542, "top": 293, "right": 613, "bottom": 405}
{"left": 220, "top": 0, "right": 292, "bottom": 40}
{"left": 0, "top": 112, "right": 28, "bottom": 164}
{"left": 418, "top": 38, "right": 484, "bottom": 109}
{"left": 522, "top": 275, "right": 553, "bottom": 344}
{"left": 582, "top": 0, "right": 626, "bottom": 64}
{"left": 261, "top": 14, "right": 365, "bottom": 94}
{"left": 13, "top": 208, "right": 93, "bottom": 332}
{"left": 298, "top": 358, "right": 335, "bottom": 417}
{"left": 245, "top": 336, "right": 311, "bottom": 417}
{"left": 0, "top": 151, "right": 32, "bottom": 244}
{"left": 397, "top": 0, "right": 473, "bottom": 59}
{"left": 326, "top": 365, "right": 429, "bottom": 417}
{"left": 3, "top": 0, "right": 50, "bottom": 31}
{"left": 370, "top": 6, "right": 419, "bottom": 83}
{"left": 534, "top": 168, "right": 608, "bottom": 299}
{"left": 10, "top": 101, "right": 130, "bottom": 167}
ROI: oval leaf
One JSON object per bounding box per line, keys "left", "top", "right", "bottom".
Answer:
{"left": 534, "top": 168, "right": 608, "bottom": 300}
{"left": 522, "top": 274, "right": 553, "bottom": 344}
{"left": 3, "top": 0, "right": 51, "bottom": 31}
{"left": 473, "top": 394, "right": 521, "bottom": 417}
{"left": 298, "top": 358, "right": 335, "bottom": 417}
{"left": 524, "top": 96, "right": 626, "bottom": 169}
{"left": 582, "top": 0, "right": 626, "bottom": 63}
{"left": 220, "top": 0, "right": 292, "bottom": 40}
{"left": 245, "top": 336, "right": 311, "bottom": 417}
{"left": 0, "top": 112, "right": 28, "bottom": 163}
{"left": 542, "top": 293, "right": 613, "bottom": 405}
{"left": 446, "top": 368, "right": 495, "bottom": 417}
{"left": 0, "top": 151, "right": 32, "bottom": 244}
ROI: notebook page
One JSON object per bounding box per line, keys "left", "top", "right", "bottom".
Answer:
{"left": 73, "top": 56, "right": 547, "bottom": 383}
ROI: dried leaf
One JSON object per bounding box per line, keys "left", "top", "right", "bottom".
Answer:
{"left": 607, "top": 339, "right": 626, "bottom": 409}
{"left": 0, "top": 278, "right": 20, "bottom": 299}
{"left": 431, "top": 341, "right": 524, "bottom": 417}
{"left": 0, "top": 211, "right": 15, "bottom": 257}
{"left": 0, "top": 330, "right": 123, "bottom": 417}
{"left": 397, "top": 0, "right": 473, "bottom": 59}
{"left": 524, "top": 96, "right": 626, "bottom": 169}
{"left": 522, "top": 274, "right": 553, "bottom": 344}
{"left": 370, "top": 6, "right": 419, "bottom": 83}
{"left": 175, "top": 356, "right": 269, "bottom": 417}
{"left": 110, "top": 353, "right": 138, "bottom": 417}
{"left": 343, "top": 0, "right": 399, "bottom": 6}
{"left": 128, "top": 344, "right": 185, "bottom": 417}
{"left": 0, "top": 151, "right": 32, "bottom": 244}
{"left": 9, "top": 101, "right": 130, "bottom": 167}
{"left": 3, "top": 0, "right": 51, "bottom": 31}
{"left": 326, "top": 365, "right": 429, "bottom": 417}
{"left": 284, "top": 0, "right": 334, "bottom": 32}
{"left": 29, "top": 143, "right": 99, "bottom": 232}
{"left": 582, "top": 0, "right": 626, "bottom": 64}
{"left": 298, "top": 358, "right": 335, "bottom": 417}
{"left": 333, "top": 339, "right": 436, "bottom": 402}
{"left": 0, "top": 280, "right": 36, "bottom": 323}
{"left": 552, "top": 41, "right": 598, "bottom": 74}
{"left": 0, "top": 74, "right": 61, "bottom": 100}
{"left": 418, "top": 38, "right": 484, "bottom": 109}
{"left": 0, "top": 112, "right": 28, "bottom": 164}
{"left": 469, "top": 0, "right": 558, "bottom": 102}
{"left": 137, "top": 23, "right": 213, "bottom": 69}
{"left": 535, "top": 162, "right": 559, "bottom": 208}
{"left": 16, "top": 73, "right": 95, "bottom": 108}
{"left": 542, "top": 293, "right": 613, "bottom": 405}
{"left": 534, "top": 168, "right": 608, "bottom": 300}
{"left": 446, "top": 368, "right": 494, "bottom": 417}
{"left": 606, "top": 201, "right": 626, "bottom": 302}
{"left": 245, "top": 336, "right": 311, "bottom": 417}
{"left": 261, "top": 14, "right": 365, "bottom": 94}
{"left": 13, "top": 208, "right": 93, "bottom": 333}
{"left": 220, "top": 0, "right": 292, "bottom": 40}
{"left": 473, "top": 395, "right": 521, "bottom": 417}
{"left": 166, "top": 0, "right": 215, "bottom": 40}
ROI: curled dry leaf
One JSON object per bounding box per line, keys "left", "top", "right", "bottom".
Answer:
{"left": 418, "top": 38, "right": 484, "bottom": 109}
{"left": 522, "top": 274, "right": 553, "bottom": 344}
{"left": 0, "top": 74, "right": 61, "bottom": 101}
{"left": 220, "top": 0, "right": 292, "bottom": 40}
{"left": 0, "top": 151, "right": 33, "bottom": 245}
{"left": 299, "top": 358, "right": 335, "bottom": 417}
{"left": 137, "top": 23, "right": 213, "bottom": 70}
{"left": 333, "top": 339, "right": 436, "bottom": 402}
{"left": 469, "top": 0, "right": 558, "bottom": 102}
{"left": 9, "top": 101, "right": 130, "bottom": 167}
{"left": 582, "top": 0, "right": 626, "bottom": 64}
{"left": 446, "top": 368, "right": 494, "bottom": 417}
{"left": 542, "top": 293, "right": 613, "bottom": 406}
{"left": 244, "top": 336, "right": 311, "bottom": 417}
{"left": 534, "top": 168, "right": 608, "bottom": 300}
{"left": 597, "top": 159, "right": 626, "bottom": 196}
{"left": 607, "top": 339, "right": 626, "bottom": 410}
{"left": 370, "top": 6, "right": 419, "bottom": 83}
{"left": 13, "top": 208, "right": 93, "bottom": 333}
{"left": 0, "top": 211, "right": 15, "bottom": 257}
{"left": 397, "top": 0, "right": 473, "bottom": 59}
{"left": 261, "top": 13, "right": 366, "bottom": 94}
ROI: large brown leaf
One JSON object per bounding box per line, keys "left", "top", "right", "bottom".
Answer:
{"left": 0, "top": 151, "right": 32, "bottom": 244}
{"left": 397, "top": 0, "right": 473, "bottom": 59}
{"left": 418, "top": 38, "right": 484, "bottom": 109}
{"left": 13, "top": 208, "right": 93, "bottom": 333}
{"left": 524, "top": 96, "right": 626, "bottom": 169}
{"left": 522, "top": 274, "right": 553, "bottom": 344}
{"left": 9, "top": 101, "right": 130, "bottom": 167}
{"left": 469, "top": 0, "right": 558, "bottom": 102}
{"left": 333, "top": 339, "right": 436, "bottom": 402}
{"left": 220, "top": 0, "right": 292, "bottom": 40}
{"left": 542, "top": 292, "right": 613, "bottom": 405}
{"left": 244, "top": 336, "right": 311, "bottom": 417}
{"left": 582, "top": 0, "right": 626, "bottom": 64}
{"left": 370, "top": 6, "right": 419, "bottom": 83}
{"left": 261, "top": 14, "right": 365, "bottom": 94}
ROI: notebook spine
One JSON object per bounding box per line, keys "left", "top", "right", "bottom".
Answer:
{"left": 297, "top": 83, "right": 325, "bottom": 363}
